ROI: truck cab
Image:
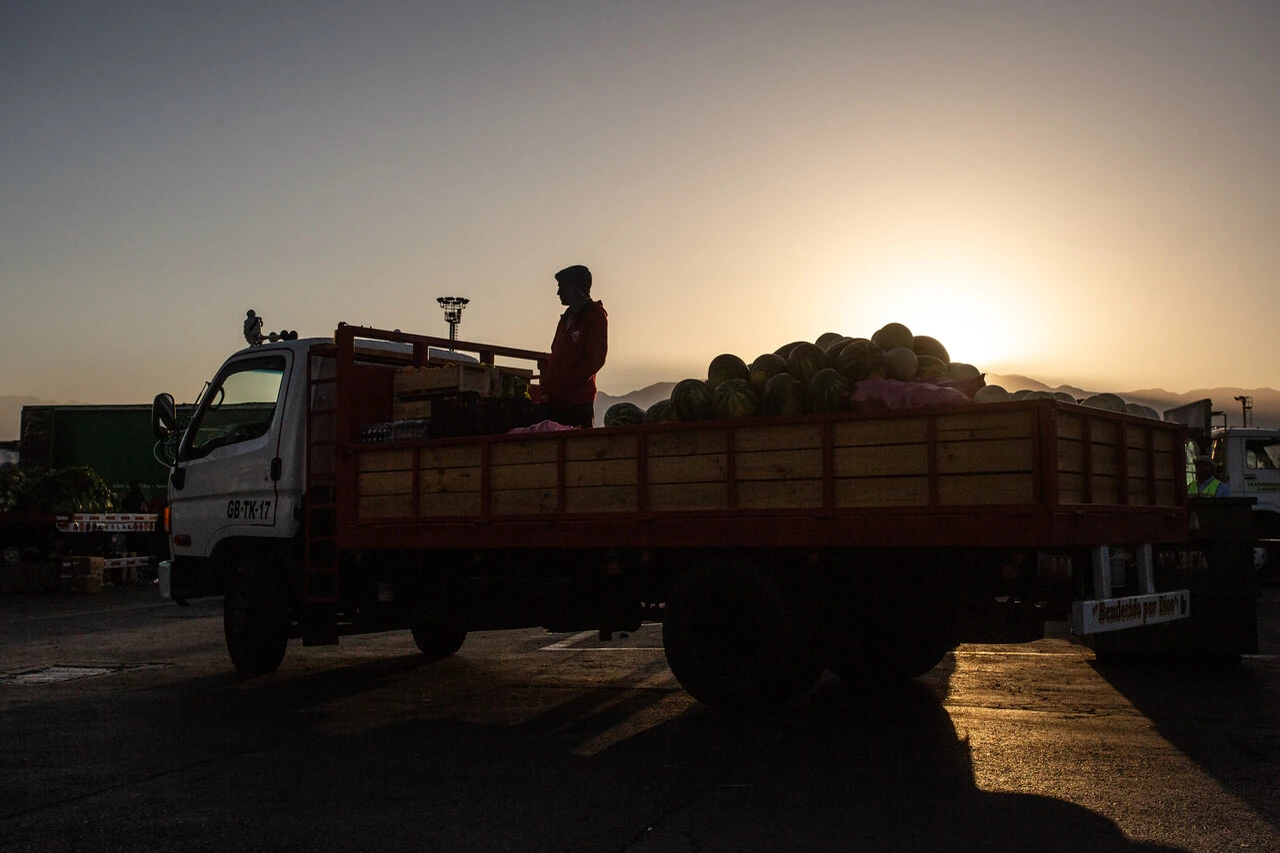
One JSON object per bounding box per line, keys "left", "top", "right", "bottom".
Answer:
{"left": 153, "top": 338, "right": 317, "bottom": 600}
{"left": 1211, "top": 427, "right": 1280, "bottom": 541}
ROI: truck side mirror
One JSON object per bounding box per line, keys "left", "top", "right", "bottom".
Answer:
{"left": 152, "top": 393, "right": 178, "bottom": 437}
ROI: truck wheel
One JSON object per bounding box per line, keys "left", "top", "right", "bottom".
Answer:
{"left": 663, "top": 562, "right": 822, "bottom": 709}
{"left": 829, "top": 638, "right": 948, "bottom": 684}
{"left": 223, "top": 552, "right": 289, "bottom": 675}
{"left": 410, "top": 613, "right": 467, "bottom": 661}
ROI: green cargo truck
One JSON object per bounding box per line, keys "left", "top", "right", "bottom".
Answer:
{"left": 19, "top": 404, "right": 180, "bottom": 504}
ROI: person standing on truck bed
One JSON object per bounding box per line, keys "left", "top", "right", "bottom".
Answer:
{"left": 1190, "top": 454, "right": 1232, "bottom": 497}
{"left": 541, "top": 264, "right": 608, "bottom": 428}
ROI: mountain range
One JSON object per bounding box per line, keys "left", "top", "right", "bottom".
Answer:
{"left": 3, "top": 378, "right": 1278, "bottom": 443}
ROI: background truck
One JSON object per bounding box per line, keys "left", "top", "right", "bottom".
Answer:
{"left": 1164, "top": 398, "right": 1280, "bottom": 574}
{"left": 19, "top": 404, "right": 184, "bottom": 505}
{"left": 151, "top": 323, "right": 1252, "bottom": 707}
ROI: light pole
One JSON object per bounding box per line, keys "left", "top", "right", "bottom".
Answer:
{"left": 436, "top": 297, "right": 469, "bottom": 350}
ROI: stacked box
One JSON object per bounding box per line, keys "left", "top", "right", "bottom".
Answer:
{"left": 430, "top": 394, "right": 543, "bottom": 438}
{"left": 60, "top": 556, "right": 104, "bottom": 595}
{"left": 394, "top": 363, "right": 496, "bottom": 398}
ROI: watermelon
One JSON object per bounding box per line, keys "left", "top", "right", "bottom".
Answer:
{"left": 1010, "top": 389, "right": 1034, "bottom": 400}
{"left": 912, "top": 335, "right": 950, "bottom": 363}
{"left": 973, "top": 385, "right": 1010, "bottom": 403}
{"left": 884, "top": 347, "right": 918, "bottom": 381}
{"left": 872, "top": 323, "right": 914, "bottom": 352}
{"left": 947, "top": 362, "right": 980, "bottom": 380}
{"left": 671, "top": 378, "right": 715, "bottom": 421}
{"left": 603, "top": 402, "right": 644, "bottom": 427}
{"left": 707, "top": 353, "right": 749, "bottom": 388}
{"left": 807, "top": 368, "right": 851, "bottom": 413}
{"left": 823, "top": 337, "right": 856, "bottom": 364}
{"left": 644, "top": 399, "right": 676, "bottom": 423}
{"left": 1053, "top": 392, "right": 1077, "bottom": 403}
{"left": 713, "top": 378, "right": 759, "bottom": 419}
{"left": 1082, "top": 394, "right": 1126, "bottom": 413}
{"left": 786, "top": 342, "right": 828, "bottom": 384}
{"left": 762, "top": 373, "right": 806, "bottom": 417}
{"left": 774, "top": 341, "right": 806, "bottom": 360}
{"left": 835, "top": 339, "right": 886, "bottom": 382}
{"left": 814, "top": 332, "right": 846, "bottom": 351}
{"left": 915, "top": 355, "right": 948, "bottom": 379}
{"left": 748, "top": 353, "right": 788, "bottom": 393}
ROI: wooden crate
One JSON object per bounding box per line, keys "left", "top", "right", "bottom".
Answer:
{"left": 60, "top": 556, "right": 105, "bottom": 594}
{"left": 394, "top": 364, "right": 495, "bottom": 398}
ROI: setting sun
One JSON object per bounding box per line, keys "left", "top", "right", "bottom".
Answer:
{"left": 840, "top": 253, "right": 1040, "bottom": 373}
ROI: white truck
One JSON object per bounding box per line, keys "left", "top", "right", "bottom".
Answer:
{"left": 1164, "top": 399, "right": 1280, "bottom": 574}
{"left": 149, "top": 324, "right": 1256, "bottom": 706}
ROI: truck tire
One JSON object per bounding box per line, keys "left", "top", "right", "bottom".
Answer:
{"left": 410, "top": 613, "right": 467, "bottom": 661}
{"left": 829, "top": 637, "right": 948, "bottom": 684}
{"left": 223, "top": 552, "right": 290, "bottom": 675}
{"left": 663, "top": 562, "right": 822, "bottom": 709}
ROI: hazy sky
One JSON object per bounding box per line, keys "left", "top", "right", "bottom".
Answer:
{"left": 3, "top": 1, "right": 1278, "bottom": 405}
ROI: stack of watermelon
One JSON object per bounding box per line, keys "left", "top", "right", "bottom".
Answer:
{"left": 604, "top": 322, "right": 988, "bottom": 425}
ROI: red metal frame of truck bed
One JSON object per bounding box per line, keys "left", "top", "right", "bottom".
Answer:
{"left": 324, "top": 325, "right": 1190, "bottom": 555}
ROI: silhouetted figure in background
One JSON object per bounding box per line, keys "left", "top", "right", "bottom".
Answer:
{"left": 1189, "top": 454, "right": 1231, "bottom": 497}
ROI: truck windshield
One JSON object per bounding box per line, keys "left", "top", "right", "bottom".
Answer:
{"left": 181, "top": 356, "right": 286, "bottom": 460}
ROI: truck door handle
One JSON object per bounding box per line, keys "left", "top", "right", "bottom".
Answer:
{"left": 271, "top": 457, "right": 282, "bottom": 481}
{"left": 171, "top": 468, "right": 186, "bottom": 491}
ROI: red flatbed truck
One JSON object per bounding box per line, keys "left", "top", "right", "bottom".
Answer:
{"left": 153, "top": 323, "right": 1248, "bottom": 707}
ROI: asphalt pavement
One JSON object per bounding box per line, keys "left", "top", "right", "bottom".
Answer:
{"left": 1, "top": 585, "right": 1277, "bottom": 852}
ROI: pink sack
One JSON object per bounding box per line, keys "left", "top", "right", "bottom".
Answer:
{"left": 507, "top": 419, "right": 578, "bottom": 434}
{"left": 849, "top": 377, "right": 973, "bottom": 414}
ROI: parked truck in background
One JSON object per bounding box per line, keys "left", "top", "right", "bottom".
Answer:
{"left": 1164, "top": 398, "right": 1280, "bottom": 575}
{"left": 19, "top": 404, "right": 185, "bottom": 504}
{"left": 150, "top": 323, "right": 1256, "bottom": 707}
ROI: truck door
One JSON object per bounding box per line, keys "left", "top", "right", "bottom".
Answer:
{"left": 1237, "top": 435, "right": 1280, "bottom": 508}
{"left": 169, "top": 351, "right": 293, "bottom": 557}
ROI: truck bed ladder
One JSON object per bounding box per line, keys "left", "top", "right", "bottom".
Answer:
{"left": 302, "top": 351, "right": 340, "bottom": 645}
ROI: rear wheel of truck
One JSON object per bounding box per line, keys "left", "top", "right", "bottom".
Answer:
{"left": 410, "top": 613, "right": 467, "bottom": 660}
{"left": 662, "top": 562, "right": 822, "bottom": 709}
{"left": 224, "top": 552, "right": 290, "bottom": 675}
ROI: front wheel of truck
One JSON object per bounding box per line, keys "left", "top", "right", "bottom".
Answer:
{"left": 663, "top": 562, "right": 822, "bottom": 710}
{"left": 410, "top": 612, "right": 467, "bottom": 661}
{"left": 224, "top": 552, "right": 290, "bottom": 675}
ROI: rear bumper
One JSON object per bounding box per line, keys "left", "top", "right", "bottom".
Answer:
{"left": 1071, "top": 589, "right": 1190, "bottom": 635}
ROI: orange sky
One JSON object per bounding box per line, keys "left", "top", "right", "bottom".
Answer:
{"left": 2, "top": 2, "right": 1278, "bottom": 405}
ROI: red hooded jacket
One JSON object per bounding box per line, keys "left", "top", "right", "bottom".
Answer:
{"left": 542, "top": 300, "right": 608, "bottom": 407}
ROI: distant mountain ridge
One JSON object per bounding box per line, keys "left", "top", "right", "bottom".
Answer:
{"left": 5, "top": 381, "right": 1277, "bottom": 443}
{"left": 596, "top": 378, "right": 1280, "bottom": 429}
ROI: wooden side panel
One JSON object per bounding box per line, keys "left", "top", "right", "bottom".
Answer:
{"left": 646, "top": 428, "right": 729, "bottom": 511}
{"left": 359, "top": 448, "right": 414, "bottom": 472}
{"left": 356, "top": 447, "right": 415, "bottom": 519}
{"left": 934, "top": 409, "right": 1034, "bottom": 442}
{"left": 491, "top": 488, "right": 556, "bottom": 515}
{"left": 648, "top": 482, "right": 727, "bottom": 511}
{"left": 565, "top": 433, "right": 638, "bottom": 461}
{"left": 836, "top": 476, "right": 929, "bottom": 507}
{"left": 831, "top": 416, "right": 928, "bottom": 508}
{"left": 418, "top": 491, "right": 482, "bottom": 516}
{"left": 565, "top": 485, "right": 637, "bottom": 513}
{"left": 418, "top": 444, "right": 481, "bottom": 518}
{"left": 358, "top": 493, "right": 414, "bottom": 519}
{"left": 938, "top": 473, "right": 1034, "bottom": 505}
